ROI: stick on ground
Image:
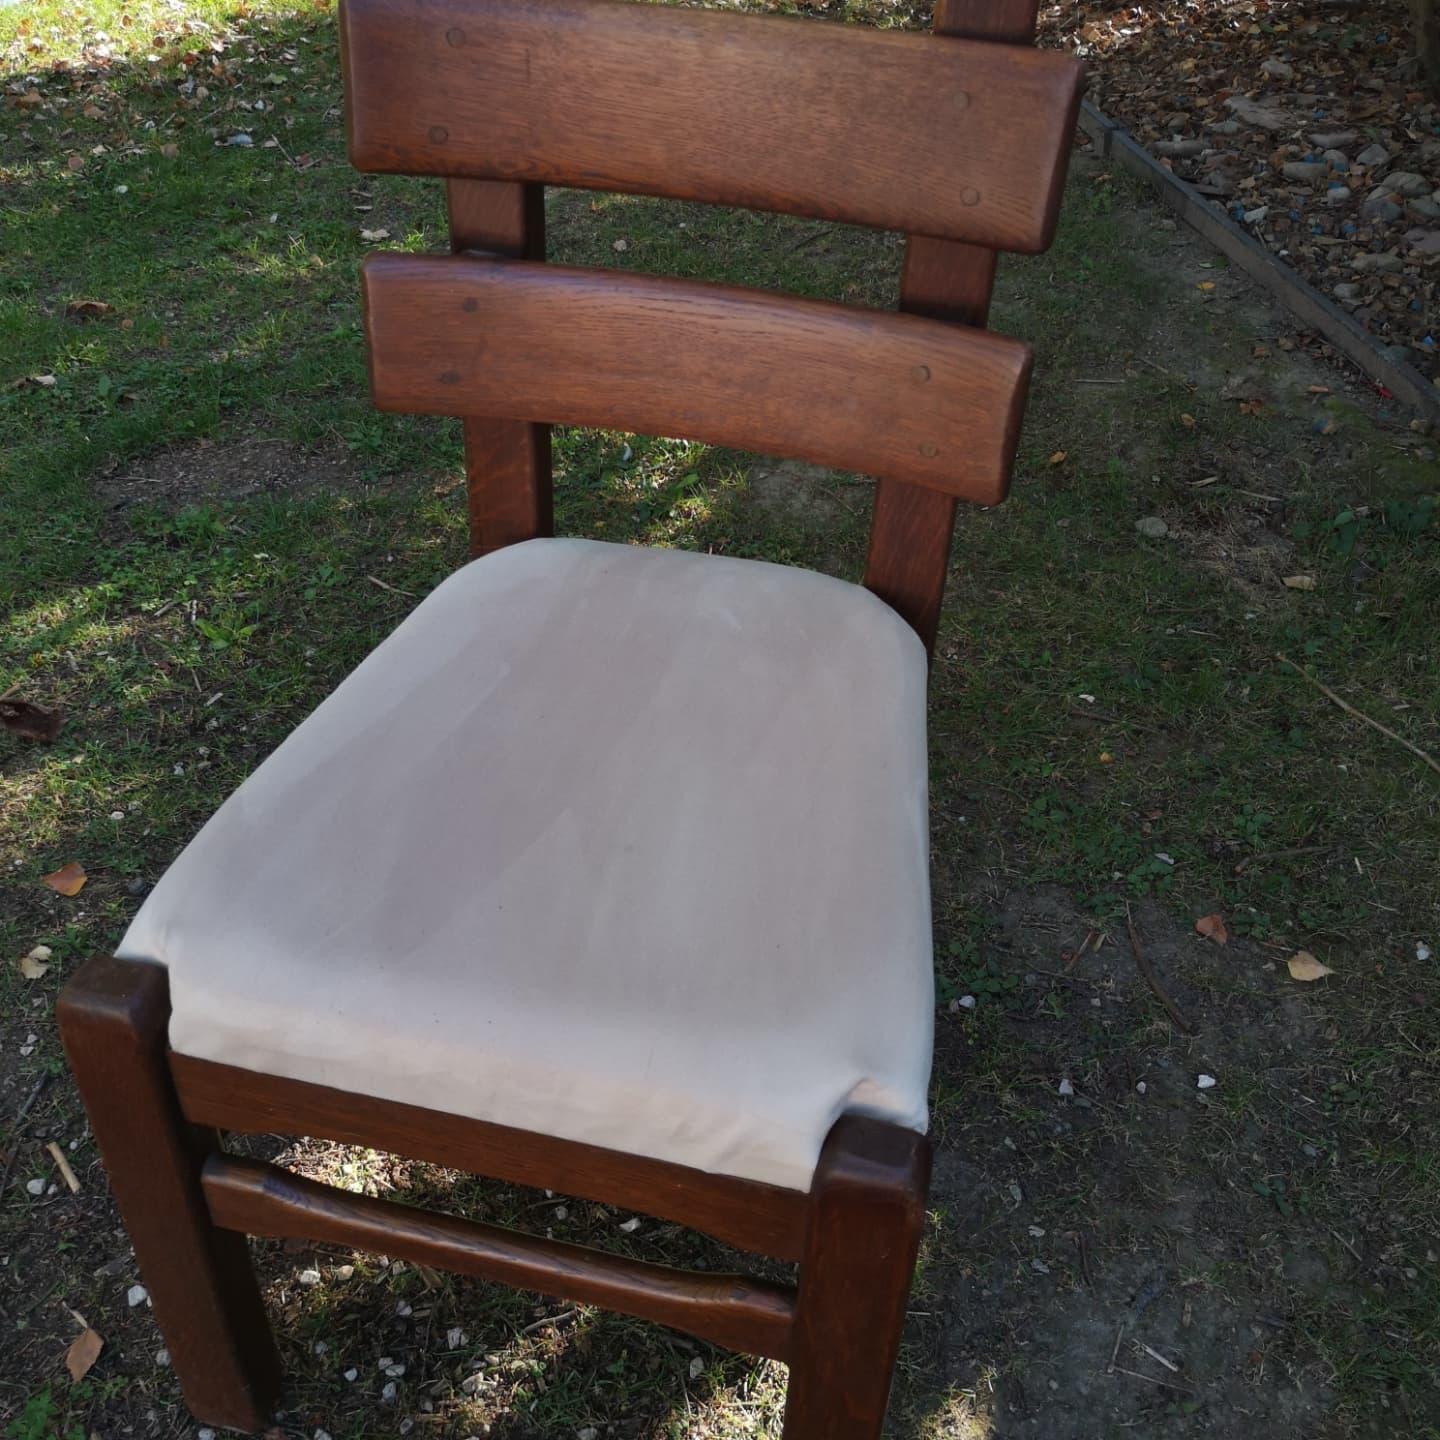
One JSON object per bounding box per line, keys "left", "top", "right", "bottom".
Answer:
{"left": 1126, "top": 907, "right": 1197, "bottom": 1035}
{"left": 1277, "top": 652, "right": 1440, "bottom": 778}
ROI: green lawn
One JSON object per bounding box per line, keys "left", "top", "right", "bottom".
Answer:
{"left": 3, "top": 2, "right": 1439, "bottom": 1438}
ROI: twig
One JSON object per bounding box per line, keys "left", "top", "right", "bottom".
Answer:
{"left": 367, "top": 574, "right": 416, "bottom": 598}
{"left": 1330, "top": 1228, "right": 1364, "bottom": 1265}
{"left": 1138, "top": 1342, "right": 1180, "bottom": 1374}
{"left": 1113, "top": 1365, "right": 1196, "bottom": 1395}
{"left": 1126, "top": 906, "right": 1197, "bottom": 1035}
{"left": 1277, "top": 653, "right": 1440, "bottom": 778}
{"left": 0, "top": 1074, "right": 53, "bottom": 1197}
{"left": 520, "top": 1307, "right": 576, "bottom": 1336}
{"left": 1108, "top": 1321, "right": 1126, "bottom": 1373}
{"left": 1234, "top": 844, "right": 1333, "bottom": 874}
{"left": 1075, "top": 1230, "right": 1093, "bottom": 1287}
{"left": 45, "top": 1141, "right": 80, "bottom": 1194}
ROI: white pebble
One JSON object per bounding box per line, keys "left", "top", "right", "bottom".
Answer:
{"left": 618, "top": 1217, "right": 642, "bottom": 1233}
{"left": 688, "top": 1357, "right": 704, "bottom": 1379}
{"left": 1058, "top": 1077, "right": 1074, "bottom": 1097}
{"left": 127, "top": 1283, "right": 149, "bottom": 1307}
{"left": 385, "top": 1362, "right": 405, "bottom": 1378}
{"left": 299, "top": 1269, "right": 322, "bottom": 1286}
{"left": 378, "top": 1356, "right": 394, "bottom": 1369}
{"left": 313, "top": 1339, "right": 328, "bottom": 1354}
{"left": 381, "top": 1381, "right": 397, "bottom": 1403}
{"left": 315, "top": 1431, "right": 332, "bottom": 1440}
{"left": 156, "top": 1349, "right": 170, "bottom": 1367}
{"left": 1028, "top": 1225, "right": 1046, "bottom": 1237}
{"left": 553, "top": 1205, "right": 568, "bottom": 1221}
{"left": 335, "top": 1264, "right": 354, "bottom": 1280}
{"left": 343, "top": 1368, "right": 358, "bottom": 1383}
{"left": 1418, "top": 943, "right": 1433, "bottom": 962}
{"left": 958, "top": 994, "right": 976, "bottom": 1010}
{"left": 1197, "top": 1074, "right": 1217, "bottom": 1090}
{"left": 399, "top": 1422, "right": 414, "bottom": 1436}
{"left": 578, "top": 1430, "right": 598, "bottom": 1440}
{"left": 446, "top": 1327, "right": 467, "bottom": 1349}
{"left": 1136, "top": 1081, "right": 1147, "bottom": 1094}
{"left": 199, "top": 1430, "right": 216, "bottom": 1440}
{"left": 110, "top": 810, "right": 125, "bottom": 821}
{"left": 26, "top": 1178, "right": 44, "bottom": 1196}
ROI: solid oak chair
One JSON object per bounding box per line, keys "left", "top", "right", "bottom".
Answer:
{"left": 58, "top": 0, "right": 1081, "bottom": 1433}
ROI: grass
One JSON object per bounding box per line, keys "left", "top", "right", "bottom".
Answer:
{"left": 3, "top": 1, "right": 1440, "bottom": 1437}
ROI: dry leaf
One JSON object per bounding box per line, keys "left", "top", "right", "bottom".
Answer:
{"left": 66, "top": 299, "right": 113, "bottom": 321}
{"left": 359, "top": 227, "right": 390, "bottom": 242}
{"left": 1287, "top": 950, "right": 1333, "bottom": 982}
{"left": 1195, "top": 913, "right": 1229, "bottom": 945}
{"left": 18, "top": 945, "right": 52, "bottom": 980}
{"left": 41, "top": 862, "right": 87, "bottom": 896}
{"left": 65, "top": 1327, "right": 103, "bottom": 1382}
{"left": 1048, "top": 450, "right": 1068, "bottom": 465}
{"left": 1180, "top": 413, "right": 1197, "bottom": 428}
{"left": 159, "top": 142, "right": 179, "bottom": 158}
{"left": 1197, "top": 280, "right": 1216, "bottom": 292}
{"left": 1282, "top": 574, "right": 1317, "bottom": 591}
{"left": 0, "top": 697, "right": 64, "bottom": 742}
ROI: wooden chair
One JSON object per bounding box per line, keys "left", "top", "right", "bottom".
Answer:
{"left": 58, "top": 1, "right": 1081, "bottom": 1434}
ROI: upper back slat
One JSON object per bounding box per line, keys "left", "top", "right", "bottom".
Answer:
{"left": 340, "top": 0, "right": 1084, "bottom": 252}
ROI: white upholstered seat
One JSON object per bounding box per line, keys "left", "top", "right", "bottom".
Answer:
{"left": 119, "top": 538, "right": 933, "bottom": 1192}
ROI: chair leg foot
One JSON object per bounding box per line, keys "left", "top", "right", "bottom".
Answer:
{"left": 780, "top": 1115, "right": 931, "bottom": 1440}
{"left": 58, "top": 956, "right": 282, "bottom": 1432}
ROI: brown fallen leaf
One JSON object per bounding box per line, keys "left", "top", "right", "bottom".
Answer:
{"left": 1195, "top": 913, "right": 1229, "bottom": 945}
{"left": 1197, "top": 280, "right": 1216, "bottom": 292}
{"left": 1048, "top": 450, "right": 1068, "bottom": 465}
{"left": 1180, "top": 413, "right": 1197, "bottom": 428}
{"left": 0, "top": 697, "right": 64, "bottom": 742}
{"left": 1282, "top": 574, "right": 1317, "bottom": 591}
{"left": 41, "top": 863, "right": 87, "bottom": 897}
{"left": 159, "top": 142, "right": 179, "bottom": 158}
{"left": 66, "top": 299, "right": 113, "bottom": 322}
{"left": 18, "top": 945, "right": 52, "bottom": 980}
{"left": 66, "top": 153, "right": 85, "bottom": 172}
{"left": 1286, "top": 950, "right": 1334, "bottom": 982}
{"left": 65, "top": 1327, "right": 103, "bottom": 1382}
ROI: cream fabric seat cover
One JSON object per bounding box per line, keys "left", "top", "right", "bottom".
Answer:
{"left": 119, "top": 538, "right": 934, "bottom": 1192}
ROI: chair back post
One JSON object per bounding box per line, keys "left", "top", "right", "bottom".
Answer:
{"left": 862, "top": 0, "right": 1044, "bottom": 656}
{"left": 446, "top": 179, "right": 552, "bottom": 555}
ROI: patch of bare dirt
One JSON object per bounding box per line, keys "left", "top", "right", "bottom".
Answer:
{"left": 97, "top": 435, "right": 366, "bottom": 515}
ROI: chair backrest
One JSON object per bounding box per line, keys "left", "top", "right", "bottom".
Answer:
{"left": 339, "top": 0, "right": 1082, "bottom": 652}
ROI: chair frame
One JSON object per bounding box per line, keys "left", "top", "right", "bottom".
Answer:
{"left": 59, "top": 0, "right": 1074, "bottom": 1433}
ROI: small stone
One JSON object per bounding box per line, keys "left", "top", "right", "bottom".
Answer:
{"left": 1361, "top": 194, "right": 1403, "bottom": 224}
{"left": 1058, "top": 1077, "right": 1074, "bottom": 1097}
{"left": 1260, "top": 57, "right": 1294, "bottom": 80}
{"left": 378, "top": 1356, "right": 394, "bottom": 1369}
{"left": 1243, "top": 205, "right": 1269, "bottom": 224}
{"left": 958, "top": 994, "right": 976, "bottom": 1009}
{"left": 1333, "top": 282, "right": 1362, "bottom": 301}
{"left": 334, "top": 1264, "right": 354, "bottom": 1280}
{"left": 1225, "top": 96, "right": 1292, "bottom": 132}
{"left": 618, "top": 1217, "right": 642, "bottom": 1233}
{"left": 299, "top": 1268, "right": 322, "bottom": 1286}
{"left": 1351, "top": 251, "right": 1403, "bottom": 273}
{"left": 578, "top": 1431, "right": 599, "bottom": 1440}
{"left": 199, "top": 1431, "right": 216, "bottom": 1440}
{"left": 446, "top": 1326, "right": 467, "bottom": 1349}
{"left": 1355, "top": 143, "right": 1390, "bottom": 168}
{"left": 1136, "top": 1081, "right": 1148, "bottom": 1094}
{"left": 1155, "top": 138, "right": 1204, "bottom": 157}
{"left": 1382, "top": 171, "right": 1430, "bottom": 198}
{"left": 1325, "top": 186, "right": 1351, "bottom": 205}
{"left": 343, "top": 1368, "right": 358, "bottom": 1382}
{"left": 313, "top": 1340, "right": 328, "bottom": 1356}
{"left": 460, "top": 1373, "right": 484, "bottom": 1396}
{"left": 689, "top": 1357, "right": 705, "bottom": 1379}
{"left": 1282, "top": 160, "right": 1327, "bottom": 182}
{"left": 315, "top": 1431, "right": 333, "bottom": 1440}
{"left": 1031, "top": 1257, "right": 1051, "bottom": 1274}
{"left": 553, "top": 1205, "right": 569, "bottom": 1221}
{"left": 1197, "top": 1074, "right": 1218, "bottom": 1090}
{"left": 1136, "top": 516, "right": 1169, "bottom": 539}
{"left": 399, "top": 1422, "right": 414, "bottom": 1436}
{"left": 1310, "top": 129, "right": 1357, "bottom": 149}
{"left": 385, "top": 1363, "right": 406, "bottom": 1379}
{"left": 1323, "top": 150, "right": 1349, "bottom": 169}
{"left": 381, "top": 1381, "right": 398, "bottom": 1403}
{"left": 127, "top": 1284, "right": 149, "bottom": 1307}
{"left": 25, "top": 1178, "right": 44, "bottom": 1196}
{"left": 1407, "top": 198, "right": 1440, "bottom": 220}
{"left": 395, "top": 1300, "right": 412, "bottom": 1317}
{"left": 156, "top": 1349, "right": 170, "bottom": 1367}
{"left": 1209, "top": 119, "right": 1242, "bottom": 136}
{"left": 1419, "top": 944, "right": 1433, "bottom": 962}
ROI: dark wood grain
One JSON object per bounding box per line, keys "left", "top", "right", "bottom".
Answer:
{"left": 780, "top": 1117, "right": 931, "bottom": 1439}
{"left": 862, "top": 0, "right": 1047, "bottom": 652}
{"left": 339, "top": 0, "right": 1082, "bottom": 251}
{"left": 205, "top": 1155, "right": 796, "bottom": 1360}
{"left": 362, "top": 253, "right": 1033, "bottom": 502}
{"left": 171, "top": 1053, "right": 809, "bottom": 1261}
{"left": 57, "top": 958, "right": 280, "bottom": 1431}
{"left": 446, "top": 177, "right": 552, "bottom": 556}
